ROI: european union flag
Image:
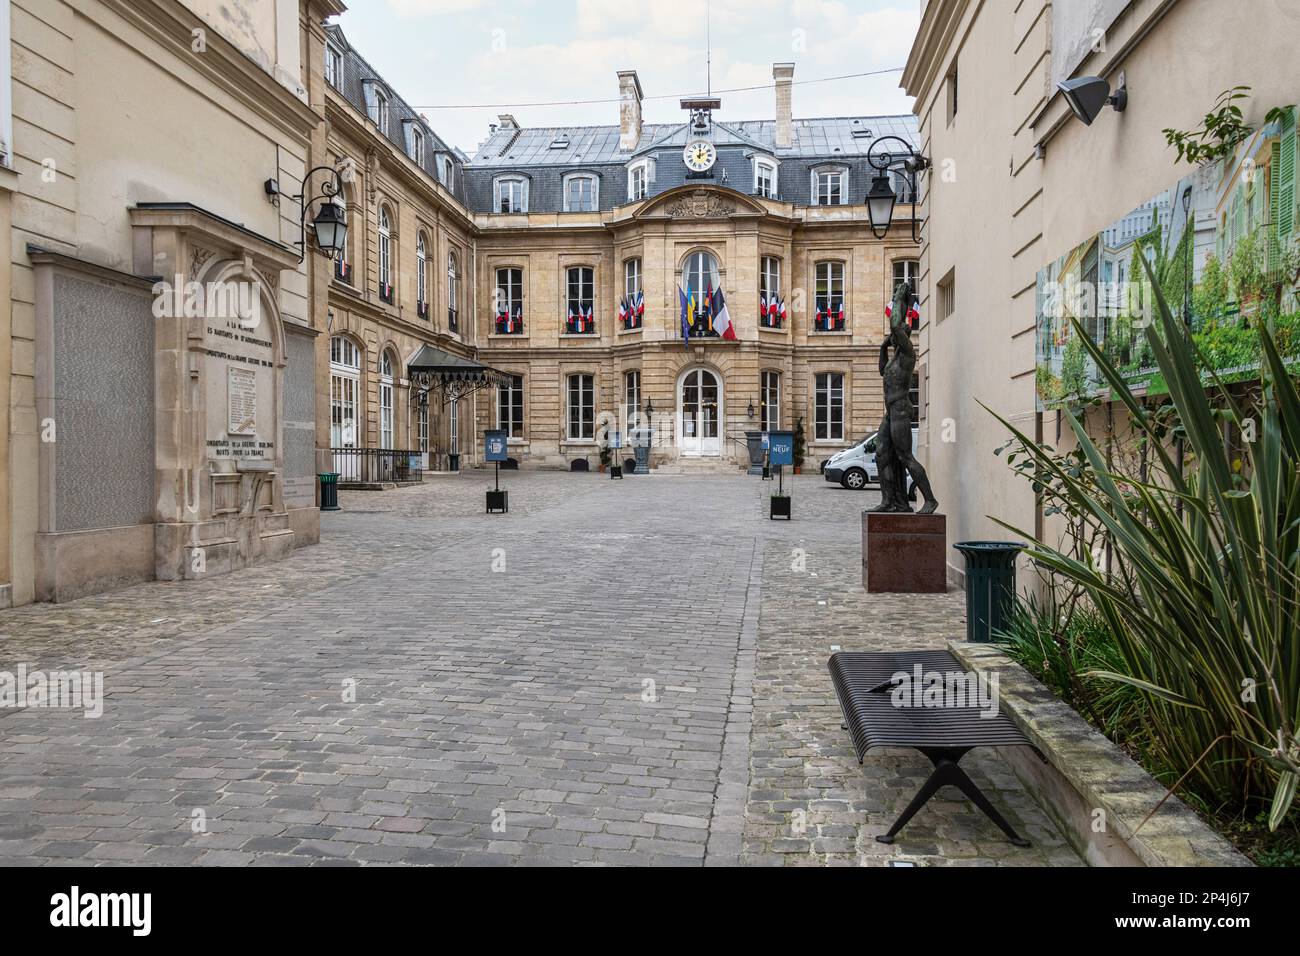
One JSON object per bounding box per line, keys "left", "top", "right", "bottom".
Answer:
{"left": 678, "top": 285, "right": 690, "bottom": 349}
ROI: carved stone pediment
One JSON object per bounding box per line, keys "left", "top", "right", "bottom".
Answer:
{"left": 665, "top": 189, "right": 735, "bottom": 220}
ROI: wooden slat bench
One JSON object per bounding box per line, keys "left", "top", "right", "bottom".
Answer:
{"left": 828, "top": 649, "right": 1039, "bottom": 846}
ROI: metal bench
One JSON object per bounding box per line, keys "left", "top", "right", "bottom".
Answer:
{"left": 828, "top": 649, "right": 1039, "bottom": 846}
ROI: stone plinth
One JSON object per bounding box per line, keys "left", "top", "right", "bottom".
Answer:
{"left": 862, "top": 511, "right": 947, "bottom": 594}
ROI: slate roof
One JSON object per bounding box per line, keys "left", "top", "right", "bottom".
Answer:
{"left": 469, "top": 115, "right": 919, "bottom": 168}
{"left": 325, "top": 25, "right": 465, "bottom": 200}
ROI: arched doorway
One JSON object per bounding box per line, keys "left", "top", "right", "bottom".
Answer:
{"left": 678, "top": 366, "right": 723, "bottom": 457}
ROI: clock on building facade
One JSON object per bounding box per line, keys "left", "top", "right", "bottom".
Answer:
{"left": 682, "top": 140, "right": 717, "bottom": 173}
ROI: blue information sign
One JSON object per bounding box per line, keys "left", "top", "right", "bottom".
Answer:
{"left": 484, "top": 429, "right": 508, "bottom": 462}
{"left": 608, "top": 430, "right": 622, "bottom": 450}
{"left": 768, "top": 430, "right": 794, "bottom": 466}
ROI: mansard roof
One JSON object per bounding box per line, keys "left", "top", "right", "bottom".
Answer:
{"left": 324, "top": 23, "right": 465, "bottom": 198}
{"left": 468, "top": 114, "right": 919, "bottom": 169}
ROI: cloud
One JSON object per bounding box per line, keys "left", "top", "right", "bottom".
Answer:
{"left": 341, "top": 0, "right": 920, "bottom": 151}
{"left": 385, "top": 0, "right": 487, "bottom": 15}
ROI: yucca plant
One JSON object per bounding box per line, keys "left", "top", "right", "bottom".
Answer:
{"left": 987, "top": 256, "right": 1300, "bottom": 828}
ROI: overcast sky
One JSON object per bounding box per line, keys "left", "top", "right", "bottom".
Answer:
{"left": 332, "top": 0, "right": 922, "bottom": 155}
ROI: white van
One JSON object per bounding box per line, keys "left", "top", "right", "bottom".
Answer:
{"left": 822, "top": 428, "right": 920, "bottom": 491}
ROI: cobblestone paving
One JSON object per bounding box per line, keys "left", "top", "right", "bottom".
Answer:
{"left": 0, "top": 471, "right": 1079, "bottom": 866}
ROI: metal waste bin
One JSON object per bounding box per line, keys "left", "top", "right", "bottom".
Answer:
{"left": 318, "top": 472, "right": 340, "bottom": 512}
{"left": 954, "top": 541, "right": 1025, "bottom": 642}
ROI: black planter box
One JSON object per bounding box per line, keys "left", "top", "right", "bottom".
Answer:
{"left": 770, "top": 495, "right": 791, "bottom": 520}
{"left": 610, "top": 465, "right": 623, "bottom": 479}
{"left": 486, "top": 489, "right": 508, "bottom": 514}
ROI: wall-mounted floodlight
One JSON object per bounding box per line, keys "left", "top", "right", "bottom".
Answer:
{"left": 1058, "top": 75, "right": 1127, "bottom": 126}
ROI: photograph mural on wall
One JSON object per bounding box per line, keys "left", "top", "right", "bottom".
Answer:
{"left": 1036, "top": 105, "right": 1299, "bottom": 410}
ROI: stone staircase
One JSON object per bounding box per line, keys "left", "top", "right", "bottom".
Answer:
{"left": 650, "top": 458, "right": 746, "bottom": 476}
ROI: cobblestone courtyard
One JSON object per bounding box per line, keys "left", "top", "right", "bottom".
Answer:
{"left": 0, "top": 472, "right": 1078, "bottom": 866}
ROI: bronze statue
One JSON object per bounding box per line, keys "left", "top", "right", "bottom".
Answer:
{"left": 869, "top": 279, "right": 938, "bottom": 515}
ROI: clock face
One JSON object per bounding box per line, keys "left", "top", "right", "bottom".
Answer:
{"left": 683, "top": 140, "right": 717, "bottom": 172}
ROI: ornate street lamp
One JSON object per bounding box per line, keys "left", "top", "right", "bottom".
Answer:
{"left": 865, "top": 136, "right": 929, "bottom": 242}
{"left": 274, "top": 165, "right": 349, "bottom": 262}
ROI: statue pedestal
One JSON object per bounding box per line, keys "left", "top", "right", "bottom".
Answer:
{"left": 862, "top": 511, "right": 948, "bottom": 594}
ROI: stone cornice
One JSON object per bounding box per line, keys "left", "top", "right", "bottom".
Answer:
{"left": 902, "top": 0, "right": 972, "bottom": 105}
{"left": 27, "top": 245, "right": 159, "bottom": 289}
{"left": 130, "top": 203, "right": 300, "bottom": 274}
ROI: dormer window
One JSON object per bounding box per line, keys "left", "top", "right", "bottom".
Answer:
{"left": 410, "top": 126, "right": 424, "bottom": 165}
{"left": 754, "top": 158, "right": 778, "bottom": 199}
{"left": 813, "top": 166, "right": 848, "bottom": 206}
{"left": 628, "top": 158, "right": 654, "bottom": 201}
{"left": 563, "top": 173, "right": 598, "bottom": 213}
{"left": 364, "top": 83, "right": 390, "bottom": 131}
{"left": 494, "top": 176, "right": 527, "bottom": 214}
{"left": 325, "top": 45, "right": 341, "bottom": 89}
{"left": 441, "top": 157, "right": 455, "bottom": 190}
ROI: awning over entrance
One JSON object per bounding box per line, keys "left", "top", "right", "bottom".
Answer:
{"left": 407, "top": 345, "right": 511, "bottom": 407}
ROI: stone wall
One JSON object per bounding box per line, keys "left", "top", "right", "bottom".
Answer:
{"left": 49, "top": 271, "right": 155, "bottom": 532}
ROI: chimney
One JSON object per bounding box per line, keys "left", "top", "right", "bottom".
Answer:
{"left": 497, "top": 114, "right": 519, "bottom": 130}
{"left": 773, "top": 62, "right": 794, "bottom": 149}
{"left": 618, "top": 70, "right": 643, "bottom": 150}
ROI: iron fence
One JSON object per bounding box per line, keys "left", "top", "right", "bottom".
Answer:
{"left": 329, "top": 447, "right": 424, "bottom": 484}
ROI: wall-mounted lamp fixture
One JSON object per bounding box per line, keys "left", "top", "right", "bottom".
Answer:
{"left": 1058, "top": 74, "right": 1127, "bottom": 127}
{"left": 286, "top": 166, "right": 349, "bottom": 263}
{"left": 644, "top": 398, "right": 655, "bottom": 420}
{"left": 865, "top": 136, "right": 929, "bottom": 242}
{"left": 747, "top": 400, "right": 756, "bottom": 420}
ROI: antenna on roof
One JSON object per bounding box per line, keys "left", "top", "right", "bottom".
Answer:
{"left": 706, "top": 0, "right": 712, "bottom": 96}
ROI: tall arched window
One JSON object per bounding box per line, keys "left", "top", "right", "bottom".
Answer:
{"left": 379, "top": 350, "right": 395, "bottom": 450}
{"left": 447, "top": 251, "right": 460, "bottom": 332}
{"left": 683, "top": 251, "right": 722, "bottom": 336}
{"left": 416, "top": 231, "right": 429, "bottom": 318}
{"left": 378, "top": 205, "right": 394, "bottom": 304}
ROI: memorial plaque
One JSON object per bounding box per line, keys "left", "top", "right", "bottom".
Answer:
{"left": 227, "top": 366, "right": 257, "bottom": 436}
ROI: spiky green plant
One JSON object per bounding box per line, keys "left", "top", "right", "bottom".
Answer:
{"left": 986, "top": 256, "right": 1300, "bottom": 828}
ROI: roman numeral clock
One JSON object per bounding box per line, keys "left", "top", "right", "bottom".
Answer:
{"left": 683, "top": 140, "right": 717, "bottom": 173}
{"left": 680, "top": 98, "right": 721, "bottom": 177}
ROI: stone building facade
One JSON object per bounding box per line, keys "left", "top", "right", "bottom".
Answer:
{"left": 319, "top": 25, "right": 480, "bottom": 479}
{"left": 465, "top": 71, "right": 921, "bottom": 471}
{"left": 902, "top": 0, "right": 1300, "bottom": 582}
{"left": 3, "top": 0, "right": 342, "bottom": 607}
{"left": 317, "top": 42, "right": 921, "bottom": 475}
{"left": 2, "top": 2, "right": 920, "bottom": 607}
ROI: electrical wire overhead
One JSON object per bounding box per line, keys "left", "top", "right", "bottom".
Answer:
{"left": 410, "top": 66, "right": 906, "bottom": 111}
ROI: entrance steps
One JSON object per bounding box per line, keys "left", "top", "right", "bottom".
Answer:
{"left": 650, "top": 458, "right": 745, "bottom": 476}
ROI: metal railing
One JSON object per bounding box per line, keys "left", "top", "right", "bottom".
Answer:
{"left": 329, "top": 447, "right": 424, "bottom": 484}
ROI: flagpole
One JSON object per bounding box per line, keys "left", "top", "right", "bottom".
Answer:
{"left": 706, "top": 0, "right": 711, "bottom": 96}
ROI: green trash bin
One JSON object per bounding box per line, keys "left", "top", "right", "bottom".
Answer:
{"left": 954, "top": 541, "right": 1025, "bottom": 642}
{"left": 318, "top": 472, "right": 340, "bottom": 512}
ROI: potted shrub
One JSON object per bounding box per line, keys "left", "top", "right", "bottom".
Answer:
{"left": 598, "top": 444, "right": 611, "bottom": 473}
{"left": 792, "top": 418, "right": 806, "bottom": 474}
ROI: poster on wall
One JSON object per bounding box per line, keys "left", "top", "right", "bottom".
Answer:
{"left": 1035, "top": 105, "right": 1299, "bottom": 411}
